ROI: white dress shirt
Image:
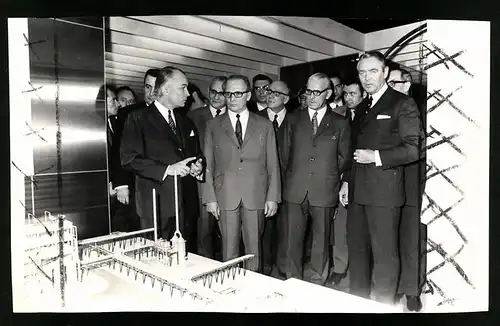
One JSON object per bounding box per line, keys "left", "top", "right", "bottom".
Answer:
{"left": 257, "top": 102, "right": 267, "bottom": 112}
{"left": 308, "top": 106, "right": 328, "bottom": 126}
{"left": 209, "top": 105, "right": 226, "bottom": 118}
{"left": 155, "top": 100, "right": 182, "bottom": 181}
{"left": 267, "top": 107, "right": 286, "bottom": 127}
{"left": 367, "top": 83, "right": 389, "bottom": 167}
{"left": 227, "top": 108, "right": 250, "bottom": 139}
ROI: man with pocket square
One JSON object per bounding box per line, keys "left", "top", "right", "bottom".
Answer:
{"left": 338, "top": 51, "right": 424, "bottom": 304}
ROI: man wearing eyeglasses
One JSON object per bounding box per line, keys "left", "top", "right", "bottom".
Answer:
{"left": 254, "top": 80, "right": 298, "bottom": 276}
{"left": 280, "top": 72, "right": 351, "bottom": 285}
{"left": 202, "top": 75, "right": 281, "bottom": 272}
{"left": 338, "top": 51, "right": 423, "bottom": 305}
{"left": 247, "top": 74, "right": 273, "bottom": 114}
{"left": 388, "top": 67, "right": 426, "bottom": 311}
{"left": 187, "top": 76, "right": 228, "bottom": 260}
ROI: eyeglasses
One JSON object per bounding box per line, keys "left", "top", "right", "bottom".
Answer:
{"left": 254, "top": 85, "right": 269, "bottom": 92}
{"left": 209, "top": 89, "right": 224, "bottom": 98}
{"left": 266, "top": 89, "right": 289, "bottom": 97}
{"left": 223, "top": 90, "right": 250, "bottom": 98}
{"left": 388, "top": 80, "right": 408, "bottom": 87}
{"left": 304, "top": 88, "right": 330, "bottom": 97}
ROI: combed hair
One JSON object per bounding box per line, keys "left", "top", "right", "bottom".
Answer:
{"left": 144, "top": 68, "right": 160, "bottom": 84}
{"left": 252, "top": 74, "right": 272, "bottom": 86}
{"left": 222, "top": 75, "right": 251, "bottom": 92}
{"left": 309, "top": 72, "right": 331, "bottom": 87}
{"left": 210, "top": 76, "right": 228, "bottom": 87}
{"left": 358, "top": 50, "right": 387, "bottom": 67}
{"left": 154, "top": 66, "right": 185, "bottom": 92}
{"left": 342, "top": 76, "right": 363, "bottom": 93}
{"left": 116, "top": 86, "right": 137, "bottom": 101}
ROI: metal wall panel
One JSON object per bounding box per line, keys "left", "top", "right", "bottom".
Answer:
{"left": 27, "top": 17, "right": 109, "bottom": 240}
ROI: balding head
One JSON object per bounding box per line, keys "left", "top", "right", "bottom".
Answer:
{"left": 266, "top": 80, "right": 290, "bottom": 112}
{"left": 306, "top": 73, "right": 332, "bottom": 110}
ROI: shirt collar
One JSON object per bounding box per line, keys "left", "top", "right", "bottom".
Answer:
{"left": 268, "top": 107, "right": 286, "bottom": 119}
{"left": 209, "top": 105, "right": 226, "bottom": 117}
{"left": 308, "top": 105, "right": 327, "bottom": 117}
{"left": 154, "top": 100, "right": 173, "bottom": 113}
{"left": 369, "top": 83, "right": 388, "bottom": 106}
{"left": 227, "top": 108, "right": 249, "bottom": 120}
{"left": 257, "top": 102, "right": 267, "bottom": 111}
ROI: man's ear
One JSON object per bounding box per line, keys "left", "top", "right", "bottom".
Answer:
{"left": 284, "top": 95, "right": 290, "bottom": 105}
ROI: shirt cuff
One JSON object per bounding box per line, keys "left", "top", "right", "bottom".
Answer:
{"left": 163, "top": 165, "right": 171, "bottom": 181}
{"left": 374, "top": 150, "right": 382, "bottom": 166}
{"left": 114, "top": 185, "right": 128, "bottom": 191}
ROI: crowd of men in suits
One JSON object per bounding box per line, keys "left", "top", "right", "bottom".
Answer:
{"left": 105, "top": 50, "right": 426, "bottom": 311}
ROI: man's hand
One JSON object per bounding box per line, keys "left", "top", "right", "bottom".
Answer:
{"left": 264, "top": 201, "right": 278, "bottom": 218}
{"left": 189, "top": 158, "right": 204, "bottom": 177}
{"left": 116, "top": 187, "right": 130, "bottom": 205}
{"left": 354, "top": 149, "right": 376, "bottom": 164}
{"left": 206, "top": 202, "right": 220, "bottom": 219}
{"left": 109, "top": 182, "right": 116, "bottom": 197}
{"left": 339, "top": 182, "right": 348, "bottom": 207}
{"left": 168, "top": 157, "right": 197, "bottom": 177}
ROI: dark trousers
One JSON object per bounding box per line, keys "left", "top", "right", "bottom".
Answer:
{"left": 220, "top": 202, "right": 265, "bottom": 272}
{"left": 333, "top": 205, "right": 349, "bottom": 274}
{"left": 197, "top": 202, "right": 221, "bottom": 259}
{"left": 284, "top": 197, "right": 333, "bottom": 285}
{"left": 262, "top": 204, "right": 282, "bottom": 274}
{"left": 347, "top": 203, "right": 401, "bottom": 304}
{"left": 398, "top": 205, "right": 426, "bottom": 296}
{"left": 140, "top": 215, "right": 177, "bottom": 240}
{"left": 110, "top": 195, "right": 140, "bottom": 233}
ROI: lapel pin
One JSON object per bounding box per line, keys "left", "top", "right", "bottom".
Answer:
{"left": 332, "top": 135, "right": 337, "bottom": 140}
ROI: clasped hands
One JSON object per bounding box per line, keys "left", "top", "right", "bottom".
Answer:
{"left": 353, "top": 149, "right": 376, "bottom": 164}
{"left": 206, "top": 201, "right": 278, "bottom": 219}
{"left": 168, "top": 156, "right": 203, "bottom": 178}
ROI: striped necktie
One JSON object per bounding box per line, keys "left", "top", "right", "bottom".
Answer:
{"left": 168, "top": 110, "right": 177, "bottom": 136}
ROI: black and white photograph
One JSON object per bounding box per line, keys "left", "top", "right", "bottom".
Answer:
{"left": 8, "top": 16, "right": 489, "bottom": 313}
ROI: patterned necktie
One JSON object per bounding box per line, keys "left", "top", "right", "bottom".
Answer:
{"left": 216, "top": 109, "right": 221, "bottom": 116}
{"left": 273, "top": 114, "right": 279, "bottom": 130}
{"left": 168, "top": 110, "right": 177, "bottom": 136}
{"left": 365, "top": 96, "right": 373, "bottom": 114}
{"left": 312, "top": 111, "right": 318, "bottom": 135}
{"left": 235, "top": 114, "right": 243, "bottom": 146}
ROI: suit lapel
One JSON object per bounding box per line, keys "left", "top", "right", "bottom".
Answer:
{"left": 174, "top": 110, "right": 186, "bottom": 150}
{"left": 242, "top": 112, "right": 258, "bottom": 148}
{"left": 360, "top": 88, "right": 392, "bottom": 129}
{"left": 148, "top": 103, "right": 182, "bottom": 148}
{"left": 314, "top": 109, "right": 332, "bottom": 138}
{"left": 221, "top": 114, "right": 240, "bottom": 147}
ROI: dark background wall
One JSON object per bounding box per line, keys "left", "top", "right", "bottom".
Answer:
{"left": 24, "top": 18, "right": 109, "bottom": 240}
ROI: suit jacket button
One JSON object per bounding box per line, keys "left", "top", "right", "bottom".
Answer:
{"left": 310, "top": 157, "right": 315, "bottom": 162}
{"left": 240, "top": 159, "right": 243, "bottom": 163}
{"left": 178, "top": 148, "right": 182, "bottom": 152}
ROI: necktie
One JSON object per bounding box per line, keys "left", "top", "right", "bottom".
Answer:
{"left": 168, "top": 110, "right": 177, "bottom": 136}
{"left": 273, "top": 114, "right": 279, "bottom": 130}
{"left": 235, "top": 114, "right": 243, "bottom": 146}
{"left": 312, "top": 111, "right": 318, "bottom": 135}
{"left": 364, "top": 96, "right": 373, "bottom": 115}
{"left": 216, "top": 109, "right": 221, "bottom": 116}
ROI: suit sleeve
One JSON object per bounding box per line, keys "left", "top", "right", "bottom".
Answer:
{"left": 190, "top": 118, "right": 207, "bottom": 183}
{"left": 379, "top": 97, "right": 423, "bottom": 169}
{"left": 337, "top": 119, "right": 352, "bottom": 175}
{"left": 265, "top": 124, "right": 281, "bottom": 203}
{"left": 201, "top": 122, "right": 217, "bottom": 204}
{"left": 120, "top": 113, "right": 169, "bottom": 183}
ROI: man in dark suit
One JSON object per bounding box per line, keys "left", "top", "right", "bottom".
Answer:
{"left": 203, "top": 74, "right": 281, "bottom": 272}
{"left": 120, "top": 67, "right": 205, "bottom": 246}
{"left": 254, "top": 80, "right": 297, "bottom": 276}
{"left": 388, "top": 67, "right": 427, "bottom": 311}
{"left": 326, "top": 77, "right": 367, "bottom": 286}
{"left": 119, "top": 69, "right": 160, "bottom": 115}
{"left": 187, "top": 76, "right": 227, "bottom": 259}
{"left": 328, "top": 75, "right": 344, "bottom": 111}
{"left": 281, "top": 72, "right": 351, "bottom": 285}
{"left": 339, "top": 51, "right": 424, "bottom": 304}
{"left": 247, "top": 74, "right": 272, "bottom": 114}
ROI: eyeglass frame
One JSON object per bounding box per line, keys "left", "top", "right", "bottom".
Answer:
{"left": 304, "top": 88, "right": 331, "bottom": 97}
{"left": 209, "top": 89, "right": 225, "bottom": 98}
{"left": 222, "top": 90, "right": 251, "bottom": 99}
{"left": 265, "top": 89, "right": 289, "bottom": 97}
{"left": 387, "top": 80, "right": 409, "bottom": 87}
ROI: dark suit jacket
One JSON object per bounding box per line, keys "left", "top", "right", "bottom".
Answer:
{"left": 348, "top": 87, "right": 424, "bottom": 207}
{"left": 255, "top": 108, "right": 298, "bottom": 181}
{"left": 187, "top": 107, "right": 218, "bottom": 154}
{"left": 120, "top": 102, "right": 204, "bottom": 221}
{"left": 202, "top": 111, "right": 281, "bottom": 211}
{"left": 283, "top": 109, "right": 351, "bottom": 208}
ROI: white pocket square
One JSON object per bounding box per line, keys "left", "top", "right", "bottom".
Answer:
{"left": 377, "top": 114, "right": 391, "bottom": 120}
{"left": 189, "top": 130, "right": 195, "bottom": 137}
